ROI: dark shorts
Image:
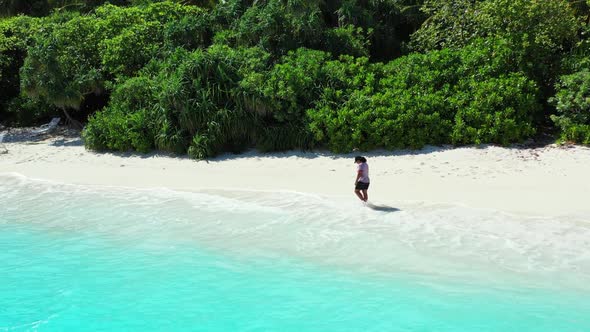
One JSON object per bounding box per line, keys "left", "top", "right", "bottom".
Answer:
{"left": 355, "top": 182, "right": 370, "bottom": 190}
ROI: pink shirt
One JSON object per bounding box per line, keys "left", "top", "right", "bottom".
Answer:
{"left": 357, "top": 163, "right": 370, "bottom": 183}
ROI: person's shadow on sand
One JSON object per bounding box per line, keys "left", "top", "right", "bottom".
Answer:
{"left": 365, "top": 203, "right": 400, "bottom": 212}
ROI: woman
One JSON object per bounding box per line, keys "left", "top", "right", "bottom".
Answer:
{"left": 354, "top": 156, "right": 370, "bottom": 202}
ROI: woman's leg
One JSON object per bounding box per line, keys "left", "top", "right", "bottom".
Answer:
{"left": 354, "top": 189, "right": 365, "bottom": 201}
{"left": 361, "top": 190, "right": 368, "bottom": 202}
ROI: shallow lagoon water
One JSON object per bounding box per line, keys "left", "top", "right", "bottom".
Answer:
{"left": 1, "top": 174, "right": 589, "bottom": 331}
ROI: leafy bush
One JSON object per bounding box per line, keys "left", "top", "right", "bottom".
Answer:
{"left": 21, "top": 2, "right": 210, "bottom": 115}
{"left": 98, "top": 3, "right": 209, "bottom": 79}
{"left": 158, "top": 45, "right": 265, "bottom": 158}
{"left": 241, "top": 48, "right": 331, "bottom": 123}
{"left": 164, "top": 14, "right": 212, "bottom": 51}
{"left": 308, "top": 41, "right": 540, "bottom": 152}
{"left": 4, "top": 95, "right": 60, "bottom": 126}
{"left": 83, "top": 107, "right": 156, "bottom": 152}
{"left": 411, "top": 0, "right": 579, "bottom": 91}
{"left": 323, "top": 25, "right": 371, "bottom": 58}
{"left": 84, "top": 45, "right": 273, "bottom": 158}
{"left": 551, "top": 117, "right": 590, "bottom": 144}
{"left": 476, "top": 0, "right": 579, "bottom": 52}
{"left": 308, "top": 65, "right": 453, "bottom": 152}
{"left": 211, "top": 0, "right": 422, "bottom": 60}
{"left": 412, "top": 0, "right": 579, "bottom": 53}
{"left": 451, "top": 74, "right": 538, "bottom": 145}
{"left": 82, "top": 75, "right": 159, "bottom": 152}
{"left": 0, "top": 16, "right": 41, "bottom": 122}
{"left": 100, "top": 21, "right": 164, "bottom": 78}
{"left": 410, "top": 0, "right": 484, "bottom": 52}
{"left": 21, "top": 14, "right": 109, "bottom": 110}
{"left": 219, "top": 0, "right": 325, "bottom": 55}
{"left": 550, "top": 69, "right": 590, "bottom": 144}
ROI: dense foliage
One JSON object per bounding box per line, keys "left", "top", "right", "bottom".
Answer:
{"left": 2, "top": 0, "right": 590, "bottom": 157}
{"left": 410, "top": 0, "right": 579, "bottom": 110}
{"left": 551, "top": 70, "right": 590, "bottom": 144}
{"left": 307, "top": 40, "right": 539, "bottom": 152}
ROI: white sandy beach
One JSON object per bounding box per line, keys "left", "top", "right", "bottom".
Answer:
{"left": 1, "top": 131, "right": 589, "bottom": 217}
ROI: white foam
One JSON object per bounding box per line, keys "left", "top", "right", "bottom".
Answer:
{"left": 2, "top": 173, "right": 589, "bottom": 292}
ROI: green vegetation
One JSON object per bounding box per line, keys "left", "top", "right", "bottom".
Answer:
{"left": 2, "top": 0, "right": 590, "bottom": 158}
{"left": 551, "top": 70, "right": 590, "bottom": 144}
{"left": 308, "top": 39, "right": 539, "bottom": 152}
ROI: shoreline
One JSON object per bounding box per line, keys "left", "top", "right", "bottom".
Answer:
{"left": 1, "top": 130, "right": 590, "bottom": 217}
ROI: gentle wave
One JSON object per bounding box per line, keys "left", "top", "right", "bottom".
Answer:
{"left": 1, "top": 172, "right": 590, "bottom": 292}
{"left": 2, "top": 173, "right": 590, "bottom": 331}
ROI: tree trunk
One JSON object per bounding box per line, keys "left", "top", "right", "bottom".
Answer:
{"left": 62, "top": 108, "right": 83, "bottom": 130}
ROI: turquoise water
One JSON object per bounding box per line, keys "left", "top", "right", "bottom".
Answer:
{"left": 1, "top": 174, "right": 590, "bottom": 331}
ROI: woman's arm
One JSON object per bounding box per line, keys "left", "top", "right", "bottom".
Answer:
{"left": 355, "top": 169, "right": 363, "bottom": 184}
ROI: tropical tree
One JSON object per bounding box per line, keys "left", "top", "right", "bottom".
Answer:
{"left": 20, "top": 2, "right": 208, "bottom": 127}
